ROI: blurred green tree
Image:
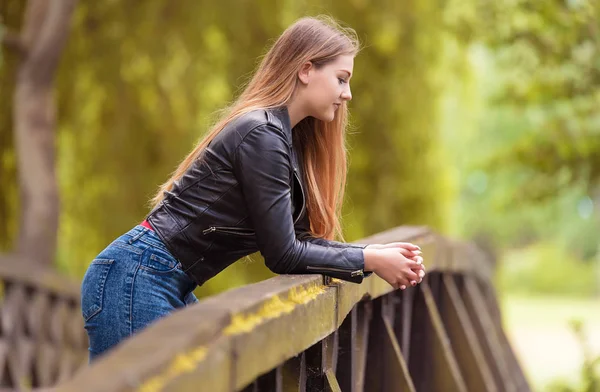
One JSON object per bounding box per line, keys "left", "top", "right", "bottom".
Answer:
{"left": 475, "top": 1, "right": 600, "bottom": 203}
{"left": 3, "top": 1, "right": 457, "bottom": 297}
{"left": 0, "top": 0, "right": 78, "bottom": 265}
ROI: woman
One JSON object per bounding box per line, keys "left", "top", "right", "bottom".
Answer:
{"left": 81, "top": 16, "right": 426, "bottom": 361}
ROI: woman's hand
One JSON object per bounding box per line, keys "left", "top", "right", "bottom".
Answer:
{"left": 366, "top": 242, "right": 425, "bottom": 287}
{"left": 363, "top": 247, "right": 426, "bottom": 290}
{"left": 365, "top": 242, "right": 420, "bottom": 254}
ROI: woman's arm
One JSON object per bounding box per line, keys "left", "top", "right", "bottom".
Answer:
{"left": 233, "top": 124, "right": 368, "bottom": 283}
{"left": 294, "top": 214, "right": 368, "bottom": 249}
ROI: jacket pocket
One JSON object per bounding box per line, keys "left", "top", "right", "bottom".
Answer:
{"left": 202, "top": 226, "right": 255, "bottom": 237}
{"left": 81, "top": 259, "right": 114, "bottom": 321}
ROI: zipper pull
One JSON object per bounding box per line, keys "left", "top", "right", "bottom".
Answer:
{"left": 350, "top": 269, "right": 364, "bottom": 278}
{"left": 202, "top": 227, "right": 216, "bottom": 235}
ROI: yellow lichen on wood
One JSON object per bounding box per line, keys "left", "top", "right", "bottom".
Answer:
{"left": 224, "top": 283, "right": 326, "bottom": 336}
{"left": 137, "top": 346, "right": 207, "bottom": 392}
{"left": 137, "top": 283, "right": 325, "bottom": 391}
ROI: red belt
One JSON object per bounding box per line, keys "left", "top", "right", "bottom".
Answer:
{"left": 140, "top": 219, "right": 154, "bottom": 231}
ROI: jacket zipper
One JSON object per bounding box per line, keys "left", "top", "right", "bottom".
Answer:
{"left": 202, "top": 226, "right": 255, "bottom": 236}
{"left": 292, "top": 168, "right": 306, "bottom": 225}
{"left": 306, "top": 265, "right": 364, "bottom": 278}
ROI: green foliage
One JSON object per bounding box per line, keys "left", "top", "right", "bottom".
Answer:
{"left": 55, "top": 1, "right": 291, "bottom": 279}
{"left": 544, "top": 320, "right": 600, "bottom": 392}
{"left": 497, "top": 241, "right": 598, "bottom": 297}
{"left": 45, "top": 0, "right": 455, "bottom": 290}
{"left": 474, "top": 0, "right": 600, "bottom": 202}
{"left": 0, "top": 0, "right": 459, "bottom": 298}
{"left": 324, "top": 0, "right": 455, "bottom": 240}
{"left": 442, "top": 1, "right": 600, "bottom": 273}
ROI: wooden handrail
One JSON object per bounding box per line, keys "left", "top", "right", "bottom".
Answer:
{"left": 0, "top": 254, "right": 86, "bottom": 389}
{"left": 53, "top": 226, "right": 528, "bottom": 392}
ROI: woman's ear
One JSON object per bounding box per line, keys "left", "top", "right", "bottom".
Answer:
{"left": 298, "top": 61, "right": 313, "bottom": 85}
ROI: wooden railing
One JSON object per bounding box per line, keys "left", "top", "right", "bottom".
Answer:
{"left": 0, "top": 226, "right": 531, "bottom": 391}
{"left": 0, "top": 255, "right": 87, "bottom": 390}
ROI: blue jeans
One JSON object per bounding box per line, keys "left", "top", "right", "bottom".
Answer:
{"left": 81, "top": 225, "right": 198, "bottom": 362}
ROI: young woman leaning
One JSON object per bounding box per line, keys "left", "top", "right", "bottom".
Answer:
{"left": 81, "top": 15, "right": 426, "bottom": 362}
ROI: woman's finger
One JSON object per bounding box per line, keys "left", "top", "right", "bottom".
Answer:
{"left": 398, "top": 248, "right": 415, "bottom": 257}
{"left": 385, "top": 242, "right": 420, "bottom": 250}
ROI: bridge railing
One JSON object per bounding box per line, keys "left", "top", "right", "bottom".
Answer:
{"left": 56, "top": 226, "right": 530, "bottom": 392}
{"left": 0, "top": 256, "right": 87, "bottom": 390}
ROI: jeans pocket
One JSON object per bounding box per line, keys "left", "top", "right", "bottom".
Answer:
{"left": 81, "top": 259, "right": 114, "bottom": 322}
{"left": 139, "top": 250, "right": 180, "bottom": 274}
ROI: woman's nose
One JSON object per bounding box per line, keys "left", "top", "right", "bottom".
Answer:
{"left": 341, "top": 87, "right": 352, "bottom": 101}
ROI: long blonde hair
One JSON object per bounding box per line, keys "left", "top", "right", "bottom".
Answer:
{"left": 151, "top": 16, "right": 360, "bottom": 241}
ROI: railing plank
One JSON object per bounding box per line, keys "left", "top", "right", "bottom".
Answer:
{"left": 364, "top": 297, "right": 415, "bottom": 392}
{"left": 478, "top": 280, "right": 531, "bottom": 392}
{"left": 33, "top": 226, "right": 525, "bottom": 391}
{"left": 280, "top": 354, "right": 304, "bottom": 392}
{"left": 0, "top": 256, "right": 80, "bottom": 297}
{"left": 324, "top": 368, "right": 342, "bottom": 392}
{"left": 439, "top": 274, "right": 497, "bottom": 392}
{"left": 409, "top": 282, "right": 468, "bottom": 392}
{"left": 382, "top": 314, "right": 416, "bottom": 392}
{"left": 460, "top": 276, "right": 518, "bottom": 392}
{"left": 229, "top": 278, "right": 336, "bottom": 391}
{"left": 399, "top": 286, "right": 415, "bottom": 363}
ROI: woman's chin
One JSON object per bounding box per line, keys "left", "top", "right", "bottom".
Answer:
{"left": 315, "top": 111, "right": 336, "bottom": 123}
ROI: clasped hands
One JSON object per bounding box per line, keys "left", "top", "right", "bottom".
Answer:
{"left": 363, "top": 242, "right": 426, "bottom": 290}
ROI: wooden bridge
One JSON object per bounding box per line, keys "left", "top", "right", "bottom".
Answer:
{"left": 0, "top": 226, "right": 530, "bottom": 391}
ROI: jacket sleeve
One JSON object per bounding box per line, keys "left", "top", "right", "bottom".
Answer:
{"left": 294, "top": 213, "right": 367, "bottom": 249}
{"left": 233, "top": 124, "right": 368, "bottom": 283}
{"left": 299, "top": 234, "right": 368, "bottom": 249}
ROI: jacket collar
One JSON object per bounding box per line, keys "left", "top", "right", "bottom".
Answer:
{"left": 268, "top": 106, "right": 293, "bottom": 146}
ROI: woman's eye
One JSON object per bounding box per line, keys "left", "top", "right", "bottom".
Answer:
{"left": 338, "top": 78, "right": 347, "bottom": 85}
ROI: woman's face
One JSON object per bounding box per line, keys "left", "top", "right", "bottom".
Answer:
{"left": 297, "top": 54, "right": 354, "bottom": 122}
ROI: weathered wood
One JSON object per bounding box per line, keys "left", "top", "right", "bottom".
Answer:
{"left": 0, "top": 226, "right": 529, "bottom": 390}
{"left": 399, "top": 285, "right": 416, "bottom": 362}
{"left": 364, "top": 297, "right": 415, "bottom": 392}
{"left": 382, "top": 313, "right": 416, "bottom": 391}
{"left": 408, "top": 283, "right": 468, "bottom": 392}
{"left": 336, "top": 301, "right": 371, "bottom": 392}
{"left": 478, "top": 280, "right": 531, "bottom": 391}
{"left": 280, "top": 353, "right": 305, "bottom": 392}
{"left": 459, "top": 276, "right": 517, "bottom": 392}
{"left": 439, "top": 274, "right": 497, "bottom": 392}
{"left": 229, "top": 278, "right": 336, "bottom": 391}
{"left": 241, "top": 366, "right": 281, "bottom": 392}
{"left": 324, "top": 368, "right": 342, "bottom": 392}
{"left": 305, "top": 339, "right": 324, "bottom": 392}
{"left": 0, "top": 256, "right": 80, "bottom": 296}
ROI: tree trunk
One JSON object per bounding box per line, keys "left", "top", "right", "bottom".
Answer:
{"left": 6, "top": 0, "right": 78, "bottom": 265}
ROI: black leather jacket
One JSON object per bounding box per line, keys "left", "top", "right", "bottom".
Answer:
{"left": 147, "top": 106, "right": 371, "bottom": 286}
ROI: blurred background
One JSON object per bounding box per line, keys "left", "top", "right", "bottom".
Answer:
{"left": 1, "top": 1, "right": 599, "bottom": 390}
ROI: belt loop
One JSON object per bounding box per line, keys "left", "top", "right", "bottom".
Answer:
{"left": 128, "top": 228, "right": 147, "bottom": 244}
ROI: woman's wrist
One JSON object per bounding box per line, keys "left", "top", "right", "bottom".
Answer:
{"left": 363, "top": 248, "right": 379, "bottom": 272}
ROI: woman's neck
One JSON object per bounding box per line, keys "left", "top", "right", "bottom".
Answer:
{"left": 285, "top": 100, "right": 306, "bottom": 128}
